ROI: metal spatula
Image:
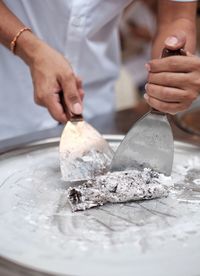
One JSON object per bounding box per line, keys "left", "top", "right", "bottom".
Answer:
{"left": 111, "top": 48, "right": 186, "bottom": 176}
{"left": 59, "top": 94, "right": 113, "bottom": 182}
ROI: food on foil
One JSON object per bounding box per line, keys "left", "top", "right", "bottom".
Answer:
{"left": 60, "top": 121, "right": 113, "bottom": 182}
{"left": 67, "top": 168, "right": 171, "bottom": 212}
{"left": 60, "top": 148, "right": 113, "bottom": 182}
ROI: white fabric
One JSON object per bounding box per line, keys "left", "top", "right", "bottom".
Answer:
{"left": 0, "top": 0, "right": 196, "bottom": 139}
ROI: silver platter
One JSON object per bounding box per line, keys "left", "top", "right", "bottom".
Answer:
{"left": 0, "top": 134, "right": 200, "bottom": 276}
{"left": 174, "top": 97, "right": 200, "bottom": 136}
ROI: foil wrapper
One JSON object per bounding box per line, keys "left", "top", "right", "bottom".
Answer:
{"left": 67, "top": 169, "right": 171, "bottom": 212}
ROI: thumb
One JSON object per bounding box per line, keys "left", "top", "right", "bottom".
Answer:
{"left": 62, "top": 77, "right": 83, "bottom": 116}
{"left": 164, "top": 31, "right": 186, "bottom": 50}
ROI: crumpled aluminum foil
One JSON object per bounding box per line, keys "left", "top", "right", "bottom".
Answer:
{"left": 67, "top": 168, "right": 171, "bottom": 212}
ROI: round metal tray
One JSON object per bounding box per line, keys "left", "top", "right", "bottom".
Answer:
{"left": 174, "top": 98, "right": 200, "bottom": 136}
{"left": 0, "top": 135, "right": 200, "bottom": 276}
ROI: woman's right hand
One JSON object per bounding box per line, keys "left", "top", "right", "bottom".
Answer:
{"left": 16, "top": 33, "right": 84, "bottom": 123}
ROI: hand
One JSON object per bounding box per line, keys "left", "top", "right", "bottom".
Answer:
{"left": 145, "top": 33, "right": 199, "bottom": 114}
{"left": 0, "top": 1, "right": 83, "bottom": 123}
{"left": 21, "top": 39, "right": 84, "bottom": 123}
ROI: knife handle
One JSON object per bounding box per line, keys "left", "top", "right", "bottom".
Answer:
{"left": 161, "top": 48, "right": 186, "bottom": 58}
{"left": 151, "top": 47, "right": 187, "bottom": 115}
{"left": 59, "top": 91, "right": 83, "bottom": 122}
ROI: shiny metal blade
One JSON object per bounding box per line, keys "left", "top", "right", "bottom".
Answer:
{"left": 110, "top": 111, "right": 174, "bottom": 176}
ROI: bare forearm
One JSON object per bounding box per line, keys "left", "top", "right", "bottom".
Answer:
{"left": 0, "top": 0, "right": 42, "bottom": 64}
{"left": 0, "top": 0, "right": 25, "bottom": 48}
{"left": 145, "top": 1, "right": 199, "bottom": 115}
{"left": 152, "top": 0, "right": 197, "bottom": 58}
{"left": 0, "top": 0, "right": 83, "bottom": 122}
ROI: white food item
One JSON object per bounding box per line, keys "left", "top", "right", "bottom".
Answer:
{"left": 67, "top": 168, "right": 172, "bottom": 212}
{"left": 60, "top": 121, "right": 113, "bottom": 181}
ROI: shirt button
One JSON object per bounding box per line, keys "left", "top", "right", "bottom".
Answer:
{"left": 71, "top": 16, "right": 84, "bottom": 27}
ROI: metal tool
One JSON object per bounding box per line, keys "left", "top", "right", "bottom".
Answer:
{"left": 111, "top": 48, "right": 186, "bottom": 176}
{"left": 1, "top": 135, "right": 200, "bottom": 276}
{"left": 59, "top": 93, "right": 113, "bottom": 182}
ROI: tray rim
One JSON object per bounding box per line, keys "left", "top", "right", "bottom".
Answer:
{"left": 0, "top": 133, "right": 199, "bottom": 156}
{"left": 0, "top": 136, "right": 199, "bottom": 276}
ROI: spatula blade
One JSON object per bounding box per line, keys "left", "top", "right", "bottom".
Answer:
{"left": 110, "top": 111, "right": 174, "bottom": 176}
{"left": 59, "top": 120, "right": 114, "bottom": 182}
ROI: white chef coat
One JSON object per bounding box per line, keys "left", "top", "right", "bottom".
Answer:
{"left": 0, "top": 0, "right": 196, "bottom": 140}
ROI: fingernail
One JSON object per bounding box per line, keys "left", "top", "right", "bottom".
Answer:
{"left": 145, "top": 83, "right": 148, "bottom": 91}
{"left": 144, "top": 93, "right": 149, "bottom": 101}
{"left": 72, "top": 103, "right": 82, "bottom": 114}
{"left": 165, "top": 36, "right": 178, "bottom": 46}
{"left": 145, "top": 63, "right": 150, "bottom": 71}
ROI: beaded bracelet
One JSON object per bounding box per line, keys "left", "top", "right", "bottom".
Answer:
{"left": 10, "top": 27, "right": 32, "bottom": 54}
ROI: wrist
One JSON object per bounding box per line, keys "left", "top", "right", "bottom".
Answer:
{"left": 15, "top": 31, "right": 44, "bottom": 65}
{"left": 152, "top": 18, "right": 196, "bottom": 58}
{"left": 159, "top": 18, "right": 196, "bottom": 49}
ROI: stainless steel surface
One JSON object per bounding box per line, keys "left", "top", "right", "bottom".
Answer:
{"left": 175, "top": 97, "right": 200, "bottom": 136}
{"left": 111, "top": 111, "right": 173, "bottom": 175}
{"left": 0, "top": 256, "right": 63, "bottom": 276}
{"left": 0, "top": 136, "right": 200, "bottom": 276}
{"left": 0, "top": 125, "right": 64, "bottom": 154}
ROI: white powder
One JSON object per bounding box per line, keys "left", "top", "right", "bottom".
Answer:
{"left": 173, "top": 156, "right": 200, "bottom": 184}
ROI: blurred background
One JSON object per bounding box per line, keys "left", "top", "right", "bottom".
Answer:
{"left": 115, "top": 0, "right": 200, "bottom": 112}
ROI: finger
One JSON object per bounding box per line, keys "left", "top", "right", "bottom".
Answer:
{"left": 34, "top": 87, "right": 46, "bottom": 107}
{"left": 147, "top": 55, "right": 198, "bottom": 73}
{"left": 76, "top": 76, "right": 85, "bottom": 101}
{"left": 186, "top": 51, "right": 194, "bottom": 57}
{"left": 76, "top": 76, "right": 83, "bottom": 89}
{"left": 144, "top": 94, "right": 189, "bottom": 115}
{"left": 164, "top": 31, "right": 186, "bottom": 51}
{"left": 148, "top": 72, "right": 188, "bottom": 89}
{"left": 44, "top": 93, "right": 68, "bottom": 123}
{"left": 145, "top": 83, "right": 190, "bottom": 103}
{"left": 60, "top": 73, "right": 83, "bottom": 115}
{"left": 58, "top": 91, "right": 71, "bottom": 120}
{"left": 79, "top": 88, "right": 85, "bottom": 101}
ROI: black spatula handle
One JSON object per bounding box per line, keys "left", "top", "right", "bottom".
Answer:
{"left": 161, "top": 48, "right": 186, "bottom": 58}
{"left": 151, "top": 47, "right": 187, "bottom": 115}
{"left": 59, "top": 91, "right": 83, "bottom": 122}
